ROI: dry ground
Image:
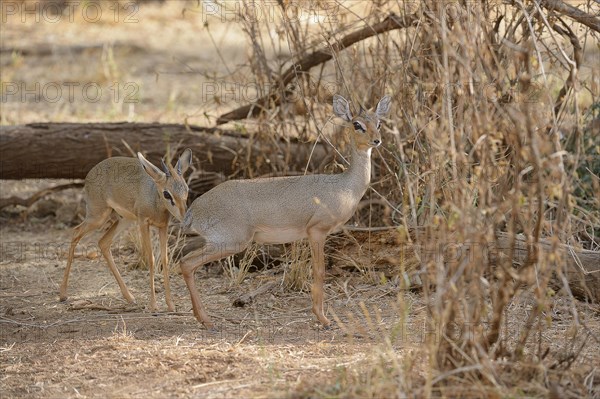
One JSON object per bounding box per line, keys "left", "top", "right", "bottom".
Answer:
{"left": 0, "top": 181, "right": 431, "bottom": 399}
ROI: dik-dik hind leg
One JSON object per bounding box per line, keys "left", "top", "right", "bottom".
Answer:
{"left": 139, "top": 221, "right": 157, "bottom": 311}
{"left": 60, "top": 209, "right": 111, "bottom": 301}
{"left": 98, "top": 218, "right": 135, "bottom": 303}
{"left": 180, "top": 241, "right": 248, "bottom": 328}
{"left": 158, "top": 226, "right": 175, "bottom": 312}
{"left": 308, "top": 230, "right": 331, "bottom": 327}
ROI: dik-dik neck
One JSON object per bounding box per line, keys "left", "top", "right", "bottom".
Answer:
{"left": 343, "top": 145, "right": 373, "bottom": 194}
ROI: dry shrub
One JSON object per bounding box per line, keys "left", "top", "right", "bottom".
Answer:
{"left": 186, "top": 0, "right": 599, "bottom": 397}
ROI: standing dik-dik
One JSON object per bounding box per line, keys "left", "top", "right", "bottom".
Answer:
{"left": 60, "top": 149, "right": 193, "bottom": 312}
{"left": 180, "top": 94, "right": 391, "bottom": 328}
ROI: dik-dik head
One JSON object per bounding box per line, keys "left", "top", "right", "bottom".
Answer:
{"left": 333, "top": 94, "right": 392, "bottom": 151}
{"left": 137, "top": 149, "right": 193, "bottom": 222}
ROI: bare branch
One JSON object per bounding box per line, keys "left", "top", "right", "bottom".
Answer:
{"left": 551, "top": 20, "right": 583, "bottom": 116}
{"left": 215, "top": 13, "right": 419, "bottom": 125}
{"left": 540, "top": 0, "right": 600, "bottom": 33}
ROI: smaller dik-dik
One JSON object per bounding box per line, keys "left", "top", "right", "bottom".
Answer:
{"left": 180, "top": 94, "right": 391, "bottom": 328}
{"left": 60, "top": 149, "right": 193, "bottom": 312}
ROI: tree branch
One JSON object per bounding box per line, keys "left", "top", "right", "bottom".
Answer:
{"left": 551, "top": 20, "right": 583, "bottom": 117}
{"left": 541, "top": 0, "right": 600, "bottom": 33}
{"left": 215, "top": 13, "right": 419, "bottom": 125}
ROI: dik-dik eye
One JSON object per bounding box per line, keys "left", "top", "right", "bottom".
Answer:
{"left": 353, "top": 121, "right": 365, "bottom": 132}
{"left": 163, "top": 190, "right": 174, "bottom": 205}
{"left": 377, "top": 121, "right": 381, "bottom": 130}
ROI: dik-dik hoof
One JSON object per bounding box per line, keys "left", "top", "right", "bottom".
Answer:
{"left": 320, "top": 319, "right": 333, "bottom": 330}
{"left": 205, "top": 324, "right": 220, "bottom": 333}
{"left": 194, "top": 314, "right": 215, "bottom": 330}
{"left": 199, "top": 319, "right": 218, "bottom": 332}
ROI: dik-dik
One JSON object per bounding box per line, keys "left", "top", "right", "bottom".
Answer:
{"left": 179, "top": 95, "right": 391, "bottom": 328}
{"left": 60, "top": 149, "right": 192, "bottom": 312}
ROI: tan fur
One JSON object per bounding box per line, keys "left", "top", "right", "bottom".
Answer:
{"left": 180, "top": 95, "right": 391, "bottom": 328}
{"left": 60, "top": 149, "right": 193, "bottom": 312}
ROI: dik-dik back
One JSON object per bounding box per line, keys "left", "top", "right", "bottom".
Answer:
{"left": 183, "top": 174, "right": 355, "bottom": 244}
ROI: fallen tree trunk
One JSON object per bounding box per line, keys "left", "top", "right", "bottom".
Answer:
{"left": 362, "top": 227, "right": 598, "bottom": 304}
{"left": 540, "top": 0, "right": 600, "bottom": 33}
{"left": 415, "top": 230, "right": 600, "bottom": 302}
{"left": 493, "top": 232, "right": 600, "bottom": 302}
{"left": 0, "top": 122, "right": 329, "bottom": 180}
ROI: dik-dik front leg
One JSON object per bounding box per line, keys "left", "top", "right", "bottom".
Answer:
{"left": 158, "top": 226, "right": 175, "bottom": 312}
{"left": 139, "top": 220, "right": 157, "bottom": 311}
{"left": 308, "top": 229, "right": 331, "bottom": 327}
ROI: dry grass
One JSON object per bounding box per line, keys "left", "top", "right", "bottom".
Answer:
{"left": 282, "top": 241, "right": 312, "bottom": 292}
{"left": 223, "top": 242, "right": 260, "bottom": 287}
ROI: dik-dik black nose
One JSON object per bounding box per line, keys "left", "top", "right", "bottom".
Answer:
{"left": 372, "top": 139, "right": 381, "bottom": 147}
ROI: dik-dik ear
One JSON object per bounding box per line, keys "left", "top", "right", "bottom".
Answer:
{"left": 375, "top": 95, "right": 392, "bottom": 118}
{"left": 332, "top": 94, "right": 352, "bottom": 122}
{"left": 137, "top": 152, "right": 167, "bottom": 184}
{"left": 176, "top": 148, "right": 193, "bottom": 176}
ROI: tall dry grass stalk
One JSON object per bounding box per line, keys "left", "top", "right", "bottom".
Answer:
{"left": 191, "top": 0, "right": 599, "bottom": 396}
{"left": 223, "top": 242, "right": 260, "bottom": 287}
{"left": 282, "top": 241, "right": 312, "bottom": 292}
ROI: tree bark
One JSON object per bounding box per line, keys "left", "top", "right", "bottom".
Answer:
{"left": 415, "top": 229, "right": 600, "bottom": 302}
{"left": 0, "top": 122, "right": 329, "bottom": 180}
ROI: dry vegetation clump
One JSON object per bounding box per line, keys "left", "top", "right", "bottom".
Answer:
{"left": 194, "top": 0, "right": 600, "bottom": 397}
